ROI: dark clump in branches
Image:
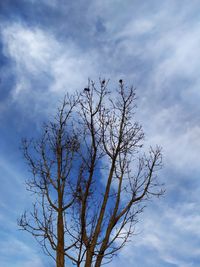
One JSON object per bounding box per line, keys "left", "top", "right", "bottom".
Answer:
{"left": 18, "top": 79, "right": 163, "bottom": 267}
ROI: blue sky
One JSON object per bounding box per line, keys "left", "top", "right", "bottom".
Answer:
{"left": 0, "top": 0, "right": 200, "bottom": 266}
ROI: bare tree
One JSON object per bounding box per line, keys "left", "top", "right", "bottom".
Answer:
{"left": 19, "top": 79, "right": 163, "bottom": 267}
{"left": 18, "top": 94, "right": 80, "bottom": 267}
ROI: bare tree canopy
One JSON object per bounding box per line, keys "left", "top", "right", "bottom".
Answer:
{"left": 19, "top": 79, "right": 163, "bottom": 267}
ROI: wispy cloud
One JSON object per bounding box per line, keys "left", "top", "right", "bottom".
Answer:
{"left": 0, "top": 238, "right": 45, "bottom": 267}
{"left": 110, "top": 199, "right": 200, "bottom": 267}
{"left": 1, "top": 22, "right": 99, "bottom": 119}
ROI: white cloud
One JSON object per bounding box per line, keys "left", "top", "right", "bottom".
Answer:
{"left": 145, "top": 107, "right": 200, "bottom": 172}
{"left": 0, "top": 238, "right": 44, "bottom": 267}
{"left": 5, "top": 26, "right": 55, "bottom": 67}
{"left": 110, "top": 200, "right": 200, "bottom": 267}
{"left": 118, "top": 7, "right": 200, "bottom": 173}
{"left": 1, "top": 22, "right": 98, "bottom": 108}
{"left": 0, "top": 156, "right": 46, "bottom": 266}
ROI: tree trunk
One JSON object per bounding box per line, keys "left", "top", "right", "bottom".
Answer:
{"left": 56, "top": 211, "right": 65, "bottom": 267}
{"left": 94, "top": 254, "right": 104, "bottom": 267}
{"left": 84, "top": 250, "right": 93, "bottom": 267}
